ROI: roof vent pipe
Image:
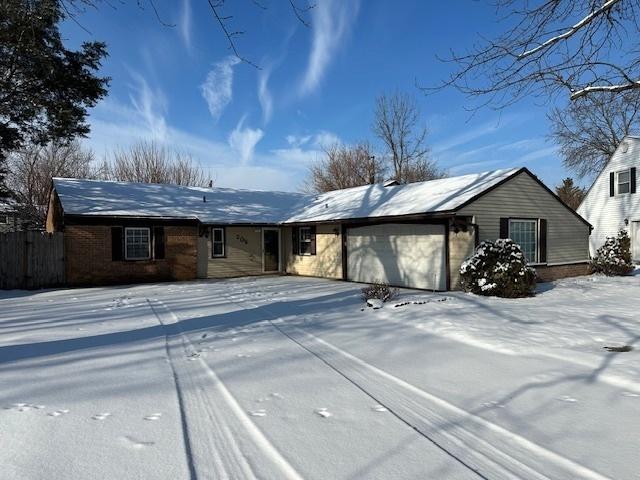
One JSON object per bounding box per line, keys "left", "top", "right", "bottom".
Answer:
{"left": 203, "top": 195, "right": 207, "bottom": 203}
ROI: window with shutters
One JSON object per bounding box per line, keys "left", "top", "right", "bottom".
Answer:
{"left": 298, "top": 227, "right": 312, "bottom": 255}
{"left": 211, "top": 228, "right": 225, "bottom": 257}
{"left": 509, "top": 219, "right": 537, "bottom": 263}
{"left": 0, "top": 214, "right": 8, "bottom": 224}
{"left": 124, "top": 227, "right": 151, "bottom": 260}
{"left": 617, "top": 169, "right": 631, "bottom": 194}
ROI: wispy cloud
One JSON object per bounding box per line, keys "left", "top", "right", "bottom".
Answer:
{"left": 286, "top": 131, "right": 340, "bottom": 149}
{"left": 299, "top": 0, "right": 360, "bottom": 95}
{"left": 228, "top": 117, "right": 265, "bottom": 165}
{"left": 179, "top": 0, "right": 192, "bottom": 52}
{"left": 258, "top": 65, "right": 273, "bottom": 124}
{"left": 200, "top": 56, "right": 241, "bottom": 121}
{"left": 127, "top": 72, "right": 168, "bottom": 140}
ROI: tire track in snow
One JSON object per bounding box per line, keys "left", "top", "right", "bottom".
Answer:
{"left": 279, "top": 323, "right": 612, "bottom": 480}
{"left": 219, "top": 289, "right": 610, "bottom": 480}
{"left": 147, "top": 299, "right": 303, "bottom": 480}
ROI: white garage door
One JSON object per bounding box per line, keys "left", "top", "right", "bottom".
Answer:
{"left": 346, "top": 223, "right": 447, "bottom": 290}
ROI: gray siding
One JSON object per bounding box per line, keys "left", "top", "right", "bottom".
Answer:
{"left": 458, "top": 172, "right": 590, "bottom": 264}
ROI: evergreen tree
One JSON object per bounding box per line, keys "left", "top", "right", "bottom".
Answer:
{"left": 0, "top": 0, "right": 109, "bottom": 197}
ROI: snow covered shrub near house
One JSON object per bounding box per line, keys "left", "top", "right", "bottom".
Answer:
{"left": 591, "top": 230, "right": 634, "bottom": 276}
{"left": 361, "top": 282, "right": 399, "bottom": 303}
{"left": 460, "top": 239, "right": 536, "bottom": 298}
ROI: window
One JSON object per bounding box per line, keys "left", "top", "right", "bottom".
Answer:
{"left": 509, "top": 219, "right": 538, "bottom": 263}
{"left": 124, "top": 227, "right": 151, "bottom": 260}
{"left": 0, "top": 214, "right": 7, "bottom": 224}
{"left": 298, "top": 227, "right": 312, "bottom": 255}
{"left": 618, "top": 169, "right": 631, "bottom": 194}
{"left": 212, "top": 228, "right": 225, "bottom": 257}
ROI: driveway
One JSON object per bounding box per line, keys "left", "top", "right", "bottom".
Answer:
{"left": 1, "top": 275, "right": 638, "bottom": 479}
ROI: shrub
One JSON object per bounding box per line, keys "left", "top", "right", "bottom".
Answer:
{"left": 591, "top": 230, "right": 634, "bottom": 276}
{"left": 361, "top": 282, "right": 399, "bottom": 303}
{"left": 460, "top": 239, "right": 536, "bottom": 298}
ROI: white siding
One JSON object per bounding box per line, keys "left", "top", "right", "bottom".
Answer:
{"left": 577, "top": 137, "right": 640, "bottom": 256}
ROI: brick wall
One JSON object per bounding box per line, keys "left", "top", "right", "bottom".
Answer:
{"left": 535, "top": 262, "right": 591, "bottom": 283}
{"left": 65, "top": 225, "right": 198, "bottom": 286}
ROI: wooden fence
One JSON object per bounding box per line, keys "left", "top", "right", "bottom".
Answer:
{"left": 0, "top": 231, "right": 65, "bottom": 289}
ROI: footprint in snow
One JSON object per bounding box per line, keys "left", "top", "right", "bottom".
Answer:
{"left": 236, "top": 353, "right": 251, "bottom": 358}
{"left": 557, "top": 395, "right": 578, "bottom": 403}
{"left": 201, "top": 333, "right": 208, "bottom": 339}
{"left": 48, "top": 409, "right": 70, "bottom": 417}
{"left": 371, "top": 404, "right": 388, "bottom": 412}
{"left": 482, "top": 401, "right": 505, "bottom": 409}
{"left": 123, "top": 436, "right": 155, "bottom": 449}
{"left": 144, "top": 413, "right": 162, "bottom": 421}
{"left": 314, "top": 408, "right": 332, "bottom": 418}
{"left": 270, "top": 392, "right": 284, "bottom": 399}
{"left": 248, "top": 409, "right": 266, "bottom": 417}
{"left": 92, "top": 412, "right": 111, "bottom": 421}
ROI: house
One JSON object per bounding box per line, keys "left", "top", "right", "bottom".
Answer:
{"left": 577, "top": 136, "right": 640, "bottom": 261}
{"left": 0, "top": 200, "right": 28, "bottom": 233}
{"left": 46, "top": 167, "right": 592, "bottom": 290}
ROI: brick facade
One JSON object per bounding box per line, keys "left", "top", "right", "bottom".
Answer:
{"left": 65, "top": 225, "right": 198, "bottom": 286}
{"left": 535, "top": 262, "right": 591, "bottom": 283}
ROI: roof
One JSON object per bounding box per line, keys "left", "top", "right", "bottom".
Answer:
{"left": 53, "top": 168, "right": 523, "bottom": 224}
{"left": 52, "top": 178, "right": 307, "bottom": 224}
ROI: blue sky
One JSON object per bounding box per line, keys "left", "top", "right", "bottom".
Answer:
{"left": 62, "top": 0, "right": 579, "bottom": 191}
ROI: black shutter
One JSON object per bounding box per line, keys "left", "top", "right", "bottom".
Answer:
{"left": 499, "top": 218, "right": 509, "bottom": 239}
{"left": 310, "top": 226, "right": 317, "bottom": 255}
{"left": 292, "top": 227, "right": 298, "bottom": 255}
{"left": 539, "top": 219, "right": 547, "bottom": 263}
{"left": 154, "top": 226, "right": 165, "bottom": 259}
{"left": 610, "top": 172, "right": 615, "bottom": 196}
{"left": 111, "top": 227, "right": 123, "bottom": 261}
{"left": 631, "top": 167, "right": 637, "bottom": 194}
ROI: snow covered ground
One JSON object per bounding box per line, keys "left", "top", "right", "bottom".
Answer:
{"left": 1, "top": 274, "right": 638, "bottom": 479}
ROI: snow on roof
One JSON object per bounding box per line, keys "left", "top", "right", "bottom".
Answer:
{"left": 53, "top": 168, "right": 521, "bottom": 224}
{"left": 284, "top": 168, "right": 520, "bottom": 223}
{"left": 52, "top": 178, "right": 308, "bottom": 224}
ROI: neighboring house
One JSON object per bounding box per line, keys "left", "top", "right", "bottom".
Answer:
{"left": 46, "top": 167, "right": 592, "bottom": 290}
{"left": 0, "top": 200, "right": 27, "bottom": 233}
{"left": 577, "top": 136, "right": 640, "bottom": 261}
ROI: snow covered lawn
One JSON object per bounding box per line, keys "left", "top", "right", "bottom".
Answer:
{"left": 1, "top": 274, "right": 639, "bottom": 479}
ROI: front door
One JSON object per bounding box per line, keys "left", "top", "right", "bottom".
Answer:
{"left": 263, "top": 229, "right": 280, "bottom": 272}
{"left": 632, "top": 221, "right": 640, "bottom": 262}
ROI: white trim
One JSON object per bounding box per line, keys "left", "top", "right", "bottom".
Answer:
{"left": 298, "top": 226, "right": 312, "bottom": 256}
{"left": 546, "top": 260, "right": 590, "bottom": 266}
{"left": 617, "top": 168, "right": 631, "bottom": 195}
{"left": 211, "top": 227, "right": 225, "bottom": 257}
{"left": 508, "top": 218, "right": 538, "bottom": 264}
{"left": 262, "top": 227, "right": 281, "bottom": 273}
{"left": 124, "top": 227, "right": 151, "bottom": 261}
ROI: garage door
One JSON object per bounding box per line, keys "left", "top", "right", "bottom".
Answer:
{"left": 346, "top": 223, "right": 446, "bottom": 290}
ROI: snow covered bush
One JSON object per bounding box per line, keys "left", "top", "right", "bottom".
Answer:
{"left": 591, "top": 230, "right": 634, "bottom": 276}
{"left": 460, "top": 239, "right": 536, "bottom": 298}
{"left": 361, "top": 282, "right": 399, "bottom": 303}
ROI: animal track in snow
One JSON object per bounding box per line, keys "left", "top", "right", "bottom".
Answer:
{"left": 92, "top": 412, "right": 111, "bottom": 420}
{"left": 144, "top": 413, "right": 162, "bottom": 421}
{"left": 314, "top": 408, "right": 332, "bottom": 418}
{"left": 482, "top": 401, "right": 505, "bottom": 409}
{"left": 248, "top": 409, "right": 266, "bottom": 417}
{"left": 371, "top": 404, "right": 388, "bottom": 412}
{"left": 557, "top": 395, "right": 578, "bottom": 403}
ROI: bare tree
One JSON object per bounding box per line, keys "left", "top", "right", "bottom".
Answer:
{"left": 433, "top": 1, "right": 640, "bottom": 107}
{"left": 549, "top": 90, "right": 640, "bottom": 178}
{"left": 8, "top": 140, "right": 96, "bottom": 226}
{"left": 372, "top": 91, "right": 445, "bottom": 183}
{"left": 61, "top": 0, "right": 315, "bottom": 68}
{"left": 306, "top": 142, "right": 386, "bottom": 193}
{"left": 555, "top": 177, "right": 587, "bottom": 210}
{"left": 101, "top": 141, "right": 208, "bottom": 186}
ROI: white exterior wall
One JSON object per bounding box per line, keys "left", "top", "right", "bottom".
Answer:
{"left": 577, "top": 137, "right": 640, "bottom": 256}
